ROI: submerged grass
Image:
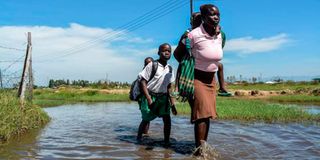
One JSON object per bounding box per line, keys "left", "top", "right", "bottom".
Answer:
{"left": 176, "top": 97, "right": 320, "bottom": 123}
{"left": 0, "top": 90, "right": 50, "bottom": 142}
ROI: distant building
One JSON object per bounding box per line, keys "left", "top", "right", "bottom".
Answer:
{"left": 265, "top": 81, "right": 277, "bottom": 84}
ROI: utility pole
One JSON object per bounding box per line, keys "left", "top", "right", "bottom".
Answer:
{"left": 0, "top": 69, "right": 3, "bottom": 89}
{"left": 190, "top": 0, "right": 193, "bottom": 18}
{"left": 18, "top": 32, "right": 32, "bottom": 105}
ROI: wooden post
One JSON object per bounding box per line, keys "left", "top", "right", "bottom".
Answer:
{"left": 27, "top": 45, "right": 33, "bottom": 101}
{"left": 18, "top": 32, "right": 32, "bottom": 104}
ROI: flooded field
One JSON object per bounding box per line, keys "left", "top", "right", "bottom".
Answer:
{"left": 1, "top": 102, "right": 319, "bottom": 159}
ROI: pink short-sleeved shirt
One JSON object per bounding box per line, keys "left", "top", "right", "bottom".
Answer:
{"left": 188, "top": 24, "right": 223, "bottom": 72}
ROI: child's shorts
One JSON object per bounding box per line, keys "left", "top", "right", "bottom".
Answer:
{"left": 138, "top": 94, "right": 171, "bottom": 121}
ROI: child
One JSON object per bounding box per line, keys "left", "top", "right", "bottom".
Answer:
{"left": 144, "top": 57, "right": 153, "bottom": 69}
{"left": 141, "top": 57, "right": 153, "bottom": 135}
{"left": 137, "top": 43, "right": 177, "bottom": 146}
{"left": 175, "top": 12, "right": 230, "bottom": 96}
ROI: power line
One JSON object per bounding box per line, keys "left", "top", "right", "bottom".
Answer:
{"left": 37, "top": 0, "right": 185, "bottom": 60}
{"left": 2, "top": 55, "right": 25, "bottom": 72}
{"left": 37, "top": 0, "right": 188, "bottom": 62}
{"left": 54, "top": 0, "right": 181, "bottom": 56}
{"left": 0, "top": 45, "right": 25, "bottom": 51}
{"left": 2, "top": 69, "right": 22, "bottom": 78}
{"left": 0, "top": 60, "right": 24, "bottom": 63}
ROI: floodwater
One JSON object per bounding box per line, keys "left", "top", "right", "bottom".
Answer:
{"left": 1, "top": 102, "right": 319, "bottom": 159}
{"left": 303, "top": 105, "right": 320, "bottom": 115}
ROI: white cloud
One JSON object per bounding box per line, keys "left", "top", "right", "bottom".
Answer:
{"left": 224, "top": 33, "right": 290, "bottom": 54}
{"left": 0, "top": 23, "right": 156, "bottom": 86}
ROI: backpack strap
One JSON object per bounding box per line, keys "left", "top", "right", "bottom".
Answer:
{"left": 148, "top": 61, "right": 158, "bottom": 83}
{"left": 221, "top": 31, "right": 226, "bottom": 49}
{"left": 168, "top": 65, "right": 173, "bottom": 73}
{"left": 148, "top": 61, "right": 173, "bottom": 83}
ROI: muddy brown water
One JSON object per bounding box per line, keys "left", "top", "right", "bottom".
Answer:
{"left": 1, "top": 102, "right": 319, "bottom": 159}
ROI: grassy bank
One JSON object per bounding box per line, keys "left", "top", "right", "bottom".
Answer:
{"left": 227, "top": 81, "right": 319, "bottom": 91}
{"left": 34, "top": 88, "right": 130, "bottom": 107}
{"left": 0, "top": 90, "right": 50, "bottom": 142}
{"left": 33, "top": 87, "right": 320, "bottom": 123}
{"left": 176, "top": 97, "right": 320, "bottom": 123}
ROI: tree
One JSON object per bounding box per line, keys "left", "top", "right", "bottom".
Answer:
{"left": 252, "top": 77, "right": 257, "bottom": 83}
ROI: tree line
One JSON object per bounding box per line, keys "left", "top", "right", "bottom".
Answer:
{"left": 48, "top": 79, "right": 130, "bottom": 89}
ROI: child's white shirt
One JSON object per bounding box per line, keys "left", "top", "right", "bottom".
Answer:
{"left": 139, "top": 62, "right": 175, "bottom": 93}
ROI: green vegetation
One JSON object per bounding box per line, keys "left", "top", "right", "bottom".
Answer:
{"left": 47, "top": 79, "right": 130, "bottom": 89}
{"left": 176, "top": 97, "right": 320, "bottom": 123}
{"left": 33, "top": 88, "right": 130, "bottom": 107}
{"left": 228, "top": 81, "right": 319, "bottom": 91}
{"left": 32, "top": 85, "right": 320, "bottom": 123}
{"left": 267, "top": 95, "right": 320, "bottom": 104}
{"left": 0, "top": 90, "right": 50, "bottom": 142}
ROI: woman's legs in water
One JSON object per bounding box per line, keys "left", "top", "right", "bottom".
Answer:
{"left": 194, "top": 118, "right": 210, "bottom": 147}
{"left": 189, "top": 97, "right": 210, "bottom": 148}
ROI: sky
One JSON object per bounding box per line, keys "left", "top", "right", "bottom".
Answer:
{"left": 0, "top": 0, "right": 319, "bottom": 86}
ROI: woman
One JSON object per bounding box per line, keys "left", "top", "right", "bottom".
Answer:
{"left": 174, "top": 4, "right": 224, "bottom": 150}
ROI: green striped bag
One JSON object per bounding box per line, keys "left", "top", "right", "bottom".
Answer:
{"left": 176, "top": 38, "right": 194, "bottom": 101}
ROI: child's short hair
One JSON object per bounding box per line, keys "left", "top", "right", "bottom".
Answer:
{"left": 200, "top": 4, "right": 218, "bottom": 16}
{"left": 158, "top": 43, "right": 171, "bottom": 52}
{"left": 191, "top": 12, "right": 202, "bottom": 29}
{"left": 144, "top": 57, "right": 153, "bottom": 67}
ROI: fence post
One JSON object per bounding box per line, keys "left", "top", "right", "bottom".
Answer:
{"left": 18, "top": 32, "right": 32, "bottom": 105}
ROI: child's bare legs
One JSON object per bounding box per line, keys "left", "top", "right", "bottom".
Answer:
{"left": 137, "top": 120, "right": 149, "bottom": 141}
{"left": 162, "top": 115, "right": 171, "bottom": 145}
{"left": 217, "top": 62, "right": 228, "bottom": 93}
{"left": 143, "top": 122, "right": 150, "bottom": 135}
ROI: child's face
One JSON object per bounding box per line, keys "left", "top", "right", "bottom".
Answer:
{"left": 158, "top": 45, "right": 171, "bottom": 61}
{"left": 202, "top": 6, "right": 220, "bottom": 27}
{"left": 144, "top": 58, "right": 153, "bottom": 67}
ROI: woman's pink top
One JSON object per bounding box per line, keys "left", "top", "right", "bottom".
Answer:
{"left": 188, "top": 24, "right": 223, "bottom": 72}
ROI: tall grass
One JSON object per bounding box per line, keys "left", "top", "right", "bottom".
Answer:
{"left": 176, "top": 97, "right": 320, "bottom": 123}
{"left": 0, "top": 90, "right": 50, "bottom": 142}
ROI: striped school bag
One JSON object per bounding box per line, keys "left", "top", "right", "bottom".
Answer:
{"left": 176, "top": 37, "right": 194, "bottom": 101}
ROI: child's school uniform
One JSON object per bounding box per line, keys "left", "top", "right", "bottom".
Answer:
{"left": 138, "top": 61, "right": 175, "bottom": 121}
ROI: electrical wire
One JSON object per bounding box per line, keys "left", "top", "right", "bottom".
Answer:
{"left": 37, "top": 0, "right": 188, "bottom": 62}
{"left": 0, "top": 45, "right": 25, "bottom": 51}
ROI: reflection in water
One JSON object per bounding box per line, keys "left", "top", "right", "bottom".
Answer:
{"left": 304, "top": 105, "right": 320, "bottom": 114}
{"left": 0, "top": 102, "right": 319, "bottom": 159}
